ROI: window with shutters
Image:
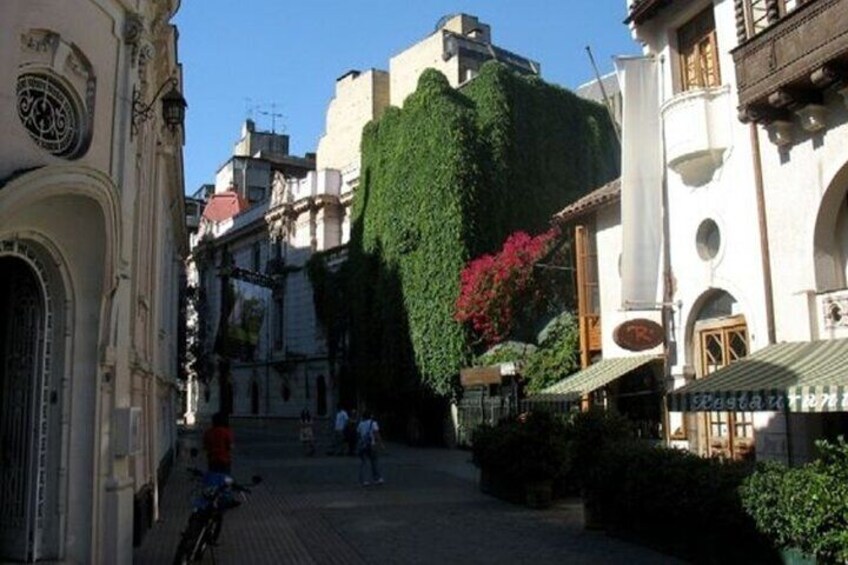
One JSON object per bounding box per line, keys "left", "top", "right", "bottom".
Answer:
{"left": 677, "top": 7, "right": 721, "bottom": 91}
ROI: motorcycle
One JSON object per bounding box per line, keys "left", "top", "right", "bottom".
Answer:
{"left": 172, "top": 466, "right": 261, "bottom": 565}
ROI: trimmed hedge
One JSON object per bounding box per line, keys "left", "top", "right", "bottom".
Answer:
{"left": 349, "top": 62, "right": 619, "bottom": 405}
{"left": 585, "top": 441, "right": 777, "bottom": 562}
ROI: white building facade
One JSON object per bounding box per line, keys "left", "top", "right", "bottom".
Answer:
{"left": 185, "top": 123, "right": 344, "bottom": 422}
{"left": 609, "top": 0, "right": 848, "bottom": 462}
{"left": 0, "top": 0, "right": 187, "bottom": 563}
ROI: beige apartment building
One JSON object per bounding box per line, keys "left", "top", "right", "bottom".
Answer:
{"left": 0, "top": 1, "right": 187, "bottom": 562}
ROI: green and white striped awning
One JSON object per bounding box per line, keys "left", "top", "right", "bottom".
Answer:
{"left": 667, "top": 339, "right": 848, "bottom": 413}
{"left": 529, "top": 354, "right": 660, "bottom": 404}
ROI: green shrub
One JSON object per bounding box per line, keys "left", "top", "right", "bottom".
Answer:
{"left": 585, "top": 440, "right": 769, "bottom": 561}
{"left": 562, "top": 408, "right": 632, "bottom": 487}
{"left": 472, "top": 410, "right": 570, "bottom": 486}
{"left": 474, "top": 341, "right": 536, "bottom": 368}
{"left": 523, "top": 312, "right": 580, "bottom": 394}
{"left": 741, "top": 438, "right": 848, "bottom": 562}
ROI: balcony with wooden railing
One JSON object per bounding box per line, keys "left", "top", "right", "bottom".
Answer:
{"left": 733, "top": 0, "right": 848, "bottom": 127}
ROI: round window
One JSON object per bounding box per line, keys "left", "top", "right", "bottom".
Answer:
{"left": 696, "top": 219, "right": 721, "bottom": 261}
{"left": 16, "top": 72, "right": 86, "bottom": 159}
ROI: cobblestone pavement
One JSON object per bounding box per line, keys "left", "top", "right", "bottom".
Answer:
{"left": 134, "top": 421, "right": 682, "bottom": 564}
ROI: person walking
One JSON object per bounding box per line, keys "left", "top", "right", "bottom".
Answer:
{"left": 300, "top": 407, "right": 316, "bottom": 456}
{"left": 356, "top": 410, "right": 384, "bottom": 486}
{"left": 331, "top": 403, "right": 349, "bottom": 455}
{"left": 203, "top": 412, "right": 234, "bottom": 474}
{"left": 344, "top": 408, "right": 359, "bottom": 456}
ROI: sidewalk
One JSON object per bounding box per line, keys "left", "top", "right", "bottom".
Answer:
{"left": 134, "top": 422, "right": 682, "bottom": 564}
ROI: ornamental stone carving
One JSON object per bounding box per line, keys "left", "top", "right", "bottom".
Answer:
{"left": 16, "top": 29, "right": 95, "bottom": 159}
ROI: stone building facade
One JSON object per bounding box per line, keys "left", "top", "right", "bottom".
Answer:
{"left": 0, "top": 0, "right": 187, "bottom": 563}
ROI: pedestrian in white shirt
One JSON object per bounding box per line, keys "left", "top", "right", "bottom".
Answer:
{"left": 330, "top": 404, "right": 349, "bottom": 455}
{"left": 356, "top": 411, "right": 384, "bottom": 486}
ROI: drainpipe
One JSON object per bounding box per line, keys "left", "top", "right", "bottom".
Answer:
{"left": 749, "top": 122, "right": 787, "bottom": 463}
{"left": 749, "top": 124, "right": 776, "bottom": 345}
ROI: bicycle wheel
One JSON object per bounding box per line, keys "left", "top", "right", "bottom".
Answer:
{"left": 210, "top": 512, "right": 223, "bottom": 544}
{"left": 172, "top": 514, "right": 210, "bottom": 565}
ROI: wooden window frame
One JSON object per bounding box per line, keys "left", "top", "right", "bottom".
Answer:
{"left": 677, "top": 6, "right": 722, "bottom": 92}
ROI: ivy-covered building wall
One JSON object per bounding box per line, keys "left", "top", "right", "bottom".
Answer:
{"left": 348, "top": 62, "right": 619, "bottom": 428}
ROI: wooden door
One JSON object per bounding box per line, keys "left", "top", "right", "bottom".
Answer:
{"left": 698, "top": 320, "right": 754, "bottom": 459}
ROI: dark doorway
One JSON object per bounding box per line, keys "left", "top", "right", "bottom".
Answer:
{"left": 0, "top": 257, "right": 45, "bottom": 561}
{"left": 250, "top": 381, "right": 260, "bottom": 415}
{"left": 316, "top": 376, "right": 327, "bottom": 416}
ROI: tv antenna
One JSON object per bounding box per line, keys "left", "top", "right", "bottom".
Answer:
{"left": 257, "top": 102, "right": 286, "bottom": 134}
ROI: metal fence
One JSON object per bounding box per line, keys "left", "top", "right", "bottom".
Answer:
{"left": 455, "top": 389, "right": 579, "bottom": 447}
{"left": 455, "top": 389, "right": 512, "bottom": 447}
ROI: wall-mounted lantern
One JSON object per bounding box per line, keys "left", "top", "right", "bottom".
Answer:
{"left": 131, "top": 76, "right": 187, "bottom": 138}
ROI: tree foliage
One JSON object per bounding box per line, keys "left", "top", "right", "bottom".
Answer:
{"left": 522, "top": 312, "right": 580, "bottom": 393}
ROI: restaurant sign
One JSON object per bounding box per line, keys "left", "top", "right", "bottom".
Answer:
{"left": 670, "top": 389, "right": 848, "bottom": 413}
{"left": 613, "top": 318, "right": 664, "bottom": 352}
{"left": 460, "top": 366, "right": 503, "bottom": 387}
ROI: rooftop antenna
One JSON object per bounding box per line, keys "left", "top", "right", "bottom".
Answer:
{"left": 257, "top": 102, "right": 286, "bottom": 134}
{"left": 244, "top": 97, "right": 256, "bottom": 121}
{"left": 585, "top": 45, "right": 621, "bottom": 145}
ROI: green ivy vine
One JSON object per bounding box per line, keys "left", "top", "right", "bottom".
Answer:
{"left": 347, "top": 62, "right": 619, "bottom": 402}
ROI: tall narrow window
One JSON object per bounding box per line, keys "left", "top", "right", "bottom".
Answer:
{"left": 678, "top": 7, "right": 721, "bottom": 91}
{"left": 274, "top": 296, "right": 284, "bottom": 350}
{"left": 575, "top": 224, "right": 601, "bottom": 368}
{"left": 252, "top": 242, "right": 261, "bottom": 272}
{"left": 744, "top": 0, "right": 770, "bottom": 38}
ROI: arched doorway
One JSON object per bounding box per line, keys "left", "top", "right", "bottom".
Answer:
{"left": 0, "top": 255, "right": 50, "bottom": 561}
{"left": 688, "top": 289, "right": 753, "bottom": 459}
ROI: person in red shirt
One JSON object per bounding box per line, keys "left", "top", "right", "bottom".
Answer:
{"left": 203, "top": 412, "right": 234, "bottom": 474}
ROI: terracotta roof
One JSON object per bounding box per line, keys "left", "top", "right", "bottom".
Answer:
{"left": 201, "top": 190, "right": 250, "bottom": 222}
{"left": 624, "top": 0, "right": 674, "bottom": 24}
{"left": 552, "top": 178, "right": 620, "bottom": 224}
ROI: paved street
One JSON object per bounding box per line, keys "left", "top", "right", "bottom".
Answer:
{"left": 134, "top": 421, "right": 681, "bottom": 564}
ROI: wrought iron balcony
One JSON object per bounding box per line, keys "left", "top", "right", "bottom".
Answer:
{"left": 733, "top": 0, "right": 848, "bottom": 125}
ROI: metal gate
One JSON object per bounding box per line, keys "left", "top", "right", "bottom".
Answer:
{"left": 0, "top": 247, "right": 52, "bottom": 562}
{"left": 456, "top": 388, "right": 515, "bottom": 447}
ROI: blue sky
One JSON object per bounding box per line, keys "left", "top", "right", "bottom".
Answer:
{"left": 174, "top": 1, "right": 641, "bottom": 194}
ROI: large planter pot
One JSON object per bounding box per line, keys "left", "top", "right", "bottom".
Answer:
{"left": 479, "top": 468, "right": 522, "bottom": 503}
{"left": 582, "top": 491, "right": 604, "bottom": 530}
{"left": 780, "top": 547, "right": 816, "bottom": 565}
{"left": 479, "top": 467, "right": 494, "bottom": 495}
{"left": 524, "top": 480, "right": 553, "bottom": 509}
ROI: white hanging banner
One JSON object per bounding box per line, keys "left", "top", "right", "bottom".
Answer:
{"left": 615, "top": 56, "right": 663, "bottom": 309}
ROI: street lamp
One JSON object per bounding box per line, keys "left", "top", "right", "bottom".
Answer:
{"left": 130, "top": 76, "right": 187, "bottom": 138}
